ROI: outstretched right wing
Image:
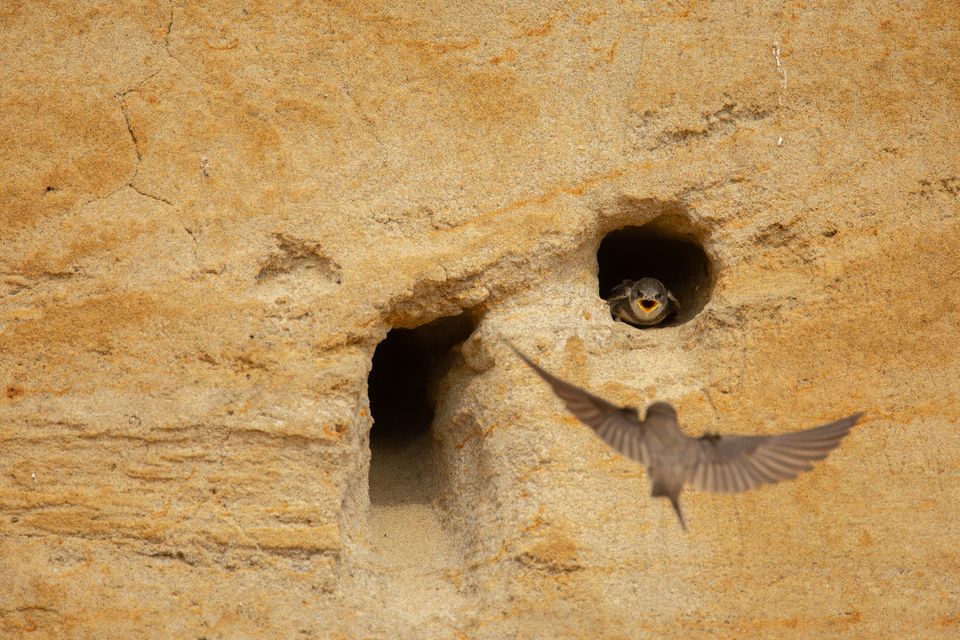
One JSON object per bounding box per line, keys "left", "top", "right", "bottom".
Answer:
{"left": 509, "top": 344, "right": 650, "bottom": 465}
{"left": 686, "top": 413, "right": 863, "bottom": 493}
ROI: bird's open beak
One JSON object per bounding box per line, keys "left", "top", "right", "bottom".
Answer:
{"left": 637, "top": 299, "right": 661, "bottom": 313}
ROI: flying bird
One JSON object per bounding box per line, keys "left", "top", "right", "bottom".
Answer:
{"left": 607, "top": 277, "right": 681, "bottom": 327}
{"left": 509, "top": 345, "right": 862, "bottom": 530}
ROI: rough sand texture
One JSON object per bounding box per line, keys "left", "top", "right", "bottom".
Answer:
{"left": 2, "top": 1, "right": 959, "bottom": 638}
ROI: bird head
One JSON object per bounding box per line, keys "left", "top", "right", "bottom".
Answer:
{"left": 630, "top": 278, "right": 669, "bottom": 320}
{"left": 645, "top": 401, "right": 677, "bottom": 419}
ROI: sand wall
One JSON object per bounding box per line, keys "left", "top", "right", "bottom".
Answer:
{"left": 2, "top": 2, "right": 958, "bottom": 638}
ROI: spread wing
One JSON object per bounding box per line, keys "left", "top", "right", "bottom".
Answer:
{"left": 509, "top": 345, "right": 650, "bottom": 465}
{"left": 687, "top": 413, "right": 863, "bottom": 493}
{"left": 606, "top": 282, "right": 632, "bottom": 317}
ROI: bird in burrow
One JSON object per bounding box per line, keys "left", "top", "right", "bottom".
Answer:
{"left": 607, "top": 277, "right": 681, "bottom": 327}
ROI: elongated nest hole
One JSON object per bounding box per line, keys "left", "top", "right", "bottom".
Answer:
{"left": 367, "top": 313, "right": 476, "bottom": 507}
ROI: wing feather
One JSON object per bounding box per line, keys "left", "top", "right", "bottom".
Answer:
{"left": 691, "top": 460, "right": 705, "bottom": 488}
{"left": 705, "top": 463, "right": 717, "bottom": 492}
{"left": 742, "top": 456, "right": 775, "bottom": 484}
{"left": 729, "top": 460, "right": 749, "bottom": 492}
{"left": 688, "top": 413, "right": 862, "bottom": 494}
{"left": 740, "top": 459, "right": 765, "bottom": 486}
{"left": 743, "top": 456, "right": 777, "bottom": 484}
{"left": 510, "top": 345, "right": 650, "bottom": 465}
{"left": 722, "top": 462, "right": 739, "bottom": 493}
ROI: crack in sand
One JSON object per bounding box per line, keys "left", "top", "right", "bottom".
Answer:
{"left": 163, "top": 8, "right": 183, "bottom": 65}
{"left": 117, "top": 98, "right": 175, "bottom": 207}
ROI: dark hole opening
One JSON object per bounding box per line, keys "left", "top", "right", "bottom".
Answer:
{"left": 367, "top": 313, "right": 475, "bottom": 506}
{"left": 597, "top": 221, "right": 713, "bottom": 325}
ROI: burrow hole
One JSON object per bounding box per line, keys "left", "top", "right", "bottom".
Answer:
{"left": 366, "top": 313, "right": 475, "bottom": 563}
{"left": 597, "top": 216, "right": 713, "bottom": 325}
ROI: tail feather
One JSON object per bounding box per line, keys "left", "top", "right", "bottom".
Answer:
{"left": 668, "top": 494, "right": 687, "bottom": 532}
{"left": 652, "top": 480, "right": 688, "bottom": 531}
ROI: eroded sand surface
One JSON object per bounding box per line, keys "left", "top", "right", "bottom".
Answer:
{"left": 2, "top": 2, "right": 959, "bottom": 638}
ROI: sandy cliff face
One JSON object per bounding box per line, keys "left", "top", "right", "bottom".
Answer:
{"left": 2, "top": 2, "right": 958, "bottom": 638}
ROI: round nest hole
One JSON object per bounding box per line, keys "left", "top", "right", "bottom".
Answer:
{"left": 597, "top": 222, "right": 713, "bottom": 325}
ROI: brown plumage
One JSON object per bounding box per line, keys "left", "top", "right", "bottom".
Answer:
{"left": 607, "top": 277, "right": 681, "bottom": 327}
{"left": 510, "top": 345, "right": 862, "bottom": 530}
